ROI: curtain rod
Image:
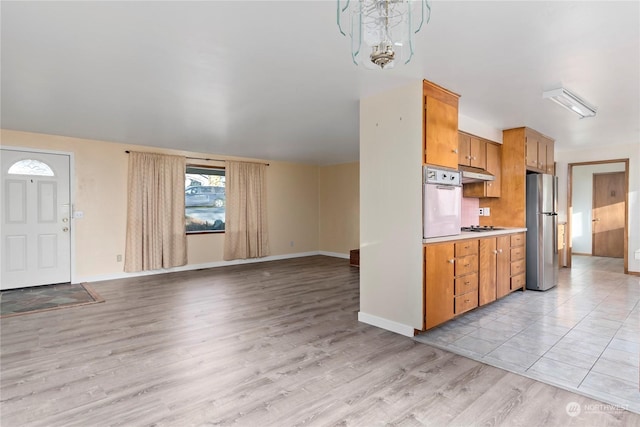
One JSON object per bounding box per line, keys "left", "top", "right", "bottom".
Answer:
{"left": 124, "top": 151, "right": 269, "bottom": 166}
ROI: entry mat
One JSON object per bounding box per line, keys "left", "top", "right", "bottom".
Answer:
{"left": 0, "top": 282, "right": 104, "bottom": 318}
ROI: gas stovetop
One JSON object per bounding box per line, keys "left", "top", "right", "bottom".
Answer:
{"left": 461, "top": 225, "right": 505, "bottom": 232}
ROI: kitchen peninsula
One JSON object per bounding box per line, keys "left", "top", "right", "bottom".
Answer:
{"left": 359, "top": 78, "right": 551, "bottom": 338}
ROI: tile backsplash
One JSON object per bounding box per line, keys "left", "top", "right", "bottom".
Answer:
{"left": 461, "top": 197, "right": 480, "bottom": 227}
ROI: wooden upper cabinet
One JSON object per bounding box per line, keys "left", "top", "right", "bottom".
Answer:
{"left": 462, "top": 140, "right": 501, "bottom": 198}
{"left": 525, "top": 129, "right": 555, "bottom": 174}
{"left": 423, "top": 80, "right": 460, "bottom": 169}
{"left": 458, "top": 133, "right": 470, "bottom": 165}
{"left": 525, "top": 132, "right": 539, "bottom": 169}
{"left": 544, "top": 138, "right": 555, "bottom": 174}
{"left": 484, "top": 142, "right": 501, "bottom": 197}
{"left": 458, "top": 132, "right": 487, "bottom": 169}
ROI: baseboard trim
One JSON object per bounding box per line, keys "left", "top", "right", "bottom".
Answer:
{"left": 358, "top": 312, "right": 415, "bottom": 337}
{"left": 318, "top": 251, "right": 349, "bottom": 259}
{"left": 79, "top": 251, "right": 324, "bottom": 283}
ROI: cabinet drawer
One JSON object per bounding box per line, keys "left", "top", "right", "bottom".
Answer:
{"left": 510, "top": 246, "right": 525, "bottom": 261}
{"left": 455, "top": 273, "right": 478, "bottom": 296}
{"left": 511, "top": 259, "right": 525, "bottom": 276}
{"left": 454, "top": 291, "right": 478, "bottom": 314}
{"left": 455, "top": 240, "right": 478, "bottom": 257}
{"left": 511, "top": 273, "right": 525, "bottom": 290}
{"left": 456, "top": 254, "right": 478, "bottom": 276}
{"left": 510, "top": 233, "right": 525, "bottom": 247}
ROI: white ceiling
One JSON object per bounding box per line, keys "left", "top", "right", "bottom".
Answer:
{"left": 2, "top": 1, "right": 639, "bottom": 165}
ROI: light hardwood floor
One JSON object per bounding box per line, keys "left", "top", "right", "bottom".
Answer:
{"left": 1, "top": 256, "right": 638, "bottom": 426}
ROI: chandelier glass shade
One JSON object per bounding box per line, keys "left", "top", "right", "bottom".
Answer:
{"left": 337, "top": 0, "right": 431, "bottom": 70}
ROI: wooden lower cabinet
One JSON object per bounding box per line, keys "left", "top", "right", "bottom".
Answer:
{"left": 454, "top": 240, "right": 479, "bottom": 315}
{"left": 479, "top": 238, "right": 497, "bottom": 305}
{"left": 479, "top": 235, "right": 511, "bottom": 301}
{"left": 424, "top": 232, "right": 526, "bottom": 330}
{"left": 424, "top": 240, "right": 479, "bottom": 329}
{"left": 496, "top": 235, "right": 511, "bottom": 299}
{"left": 424, "top": 243, "right": 455, "bottom": 329}
{"left": 509, "top": 233, "right": 526, "bottom": 291}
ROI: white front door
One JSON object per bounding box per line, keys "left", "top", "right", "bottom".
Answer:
{"left": 1, "top": 149, "right": 71, "bottom": 290}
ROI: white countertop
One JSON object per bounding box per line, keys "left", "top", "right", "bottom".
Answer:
{"left": 423, "top": 227, "right": 527, "bottom": 244}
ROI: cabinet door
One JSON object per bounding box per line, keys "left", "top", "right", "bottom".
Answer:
{"left": 485, "top": 142, "right": 501, "bottom": 197}
{"left": 424, "top": 243, "right": 455, "bottom": 329}
{"left": 470, "top": 137, "right": 487, "bottom": 169}
{"left": 424, "top": 96, "right": 459, "bottom": 169}
{"left": 545, "top": 139, "right": 555, "bottom": 174}
{"left": 538, "top": 138, "right": 548, "bottom": 173}
{"left": 525, "top": 134, "right": 539, "bottom": 169}
{"left": 496, "top": 235, "right": 511, "bottom": 298}
{"left": 458, "top": 133, "right": 471, "bottom": 165}
{"left": 479, "top": 238, "right": 497, "bottom": 305}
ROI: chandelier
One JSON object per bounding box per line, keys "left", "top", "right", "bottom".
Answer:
{"left": 337, "top": 0, "right": 431, "bottom": 70}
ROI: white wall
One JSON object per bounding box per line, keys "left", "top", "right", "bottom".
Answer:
{"left": 556, "top": 143, "right": 640, "bottom": 272}
{"left": 359, "top": 81, "right": 423, "bottom": 336}
{"left": 459, "top": 113, "right": 503, "bottom": 144}
{"left": 0, "top": 129, "right": 321, "bottom": 282}
{"left": 571, "top": 163, "right": 626, "bottom": 254}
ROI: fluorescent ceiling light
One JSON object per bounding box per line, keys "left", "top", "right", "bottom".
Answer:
{"left": 542, "top": 87, "right": 597, "bottom": 119}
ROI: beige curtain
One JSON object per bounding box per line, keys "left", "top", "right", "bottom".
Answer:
{"left": 124, "top": 152, "right": 187, "bottom": 272}
{"left": 223, "top": 161, "right": 270, "bottom": 260}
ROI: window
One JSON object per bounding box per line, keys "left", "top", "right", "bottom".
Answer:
{"left": 185, "top": 166, "right": 225, "bottom": 233}
{"left": 8, "top": 159, "right": 54, "bottom": 176}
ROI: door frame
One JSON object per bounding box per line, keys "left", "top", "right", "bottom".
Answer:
{"left": 1, "top": 145, "right": 77, "bottom": 284}
{"left": 567, "top": 159, "right": 629, "bottom": 273}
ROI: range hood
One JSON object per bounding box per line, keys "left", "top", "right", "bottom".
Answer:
{"left": 458, "top": 165, "right": 495, "bottom": 184}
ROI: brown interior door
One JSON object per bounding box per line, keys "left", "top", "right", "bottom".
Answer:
{"left": 592, "top": 172, "right": 625, "bottom": 258}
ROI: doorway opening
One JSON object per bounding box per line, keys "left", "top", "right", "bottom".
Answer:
{"left": 567, "top": 159, "right": 629, "bottom": 273}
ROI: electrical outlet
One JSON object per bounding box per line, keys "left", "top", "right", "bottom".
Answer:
{"left": 478, "top": 208, "right": 484, "bottom": 216}
{"left": 290, "top": 241, "right": 294, "bottom": 247}
{"left": 635, "top": 249, "right": 640, "bottom": 260}
{"left": 483, "top": 207, "right": 491, "bottom": 216}
{"left": 117, "top": 254, "right": 122, "bottom": 262}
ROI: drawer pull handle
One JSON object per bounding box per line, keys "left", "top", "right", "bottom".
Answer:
{"left": 464, "top": 264, "right": 470, "bottom": 267}
{"left": 448, "top": 259, "right": 455, "bottom": 264}
{"left": 465, "top": 281, "right": 469, "bottom": 285}
{"left": 464, "top": 299, "right": 470, "bottom": 303}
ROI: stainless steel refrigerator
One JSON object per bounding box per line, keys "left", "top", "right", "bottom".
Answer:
{"left": 526, "top": 174, "right": 558, "bottom": 291}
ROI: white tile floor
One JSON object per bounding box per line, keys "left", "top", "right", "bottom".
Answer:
{"left": 414, "top": 256, "right": 640, "bottom": 414}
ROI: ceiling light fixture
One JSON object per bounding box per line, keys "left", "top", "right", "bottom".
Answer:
{"left": 542, "top": 87, "right": 597, "bottom": 119}
{"left": 337, "top": 0, "right": 431, "bottom": 70}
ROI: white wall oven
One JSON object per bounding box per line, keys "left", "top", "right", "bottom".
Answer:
{"left": 423, "top": 166, "right": 462, "bottom": 239}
